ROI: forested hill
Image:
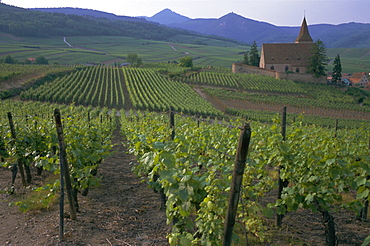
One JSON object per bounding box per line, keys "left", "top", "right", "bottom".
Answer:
{"left": 30, "top": 5, "right": 370, "bottom": 49}
{"left": 31, "top": 7, "right": 149, "bottom": 23}
{"left": 0, "top": 3, "right": 192, "bottom": 40}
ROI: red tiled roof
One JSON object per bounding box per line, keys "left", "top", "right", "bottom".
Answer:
{"left": 351, "top": 72, "right": 366, "bottom": 78}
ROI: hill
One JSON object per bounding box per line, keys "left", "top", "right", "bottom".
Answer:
{"left": 169, "top": 13, "right": 293, "bottom": 45}
{"left": 145, "top": 8, "right": 191, "bottom": 25}
{"left": 31, "top": 7, "right": 149, "bottom": 23}
{"left": 0, "top": 3, "right": 197, "bottom": 42}
{"left": 29, "top": 5, "right": 370, "bottom": 48}
{"left": 165, "top": 12, "right": 370, "bottom": 48}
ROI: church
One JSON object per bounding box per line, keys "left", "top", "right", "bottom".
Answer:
{"left": 259, "top": 17, "right": 314, "bottom": 74}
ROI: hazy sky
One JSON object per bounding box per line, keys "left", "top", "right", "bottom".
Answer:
{"left": 3, "top": 0, "right": 370, "bottom": 26}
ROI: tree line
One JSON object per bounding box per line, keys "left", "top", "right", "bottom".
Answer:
{"left": 1, "top": 55, "right": 49, "bottom": 65}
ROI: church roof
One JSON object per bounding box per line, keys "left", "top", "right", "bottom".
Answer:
{"left": 261, "top": 43, "right": 313, "bottom": 66}
{"left": 295, "top": 17, "right": 313, "bottom": 43}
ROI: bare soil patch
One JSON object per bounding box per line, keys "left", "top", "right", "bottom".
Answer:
{"left": 0, "top": 73, "right": 45, "bottom": 91}
{"left": 0, "top": 33, "right": 22, "bottom": 41}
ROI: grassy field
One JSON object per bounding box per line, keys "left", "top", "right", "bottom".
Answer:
{"left": 2, "top": 33, "right": 369, "bottom": 73}
{"left": 327, "top": 48, "right": 370, "bottom": 73}
{"left": 0, "top": 34, "right": 248, "bottom": 67}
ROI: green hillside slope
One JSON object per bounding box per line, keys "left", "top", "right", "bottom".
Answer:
{"left": 0, "top": 35, "right": 248, "bottom": 67}
{"left": 0, "top": 3, "right": 187, "bottom": 40}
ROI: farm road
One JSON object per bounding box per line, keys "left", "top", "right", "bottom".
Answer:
{"left": 63, "top": 37, "right": 109, "bottom": 54}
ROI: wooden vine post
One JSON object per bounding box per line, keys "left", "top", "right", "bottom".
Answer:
{"left": 54, "top": 109, "right": 77, "bottom": 241}
{"left": 169, "top": 106, "right": 175, "bottom": 140}
{"left": 334, "top": 119, "right": 339, "bottom": 138}
{"left": 359, "top": 135, "right": 370, "bottom": 220}
{"left": 7, "top": 112, "right": 27, "bottom": 187}
{"left": 223, "top": 123, "right": 252, "bottom": 246}
{"left": 277, "top": 106, "right": 288, "bottom": 227}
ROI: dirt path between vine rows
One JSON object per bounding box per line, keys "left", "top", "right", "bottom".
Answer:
{"left": 0, "top": 127, "right": 169, "bottom": 246}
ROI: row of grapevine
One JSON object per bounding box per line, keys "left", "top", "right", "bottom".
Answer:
{"left": 236, "top": 73, "right": 306, "bottom": 93}
{"left": 225, "top": 107, "right": 370, "bottom": 128}
{"left": 203, "top": 87, "right": 370, "bottom": 115}
{"left": 20, "top": 66, "right": 125, "bottom": 108}
{"left": 297, "top": 81, "right": 356, "bottom": 104}
{"left": 0, "top": 63, "right": 74, "bottom": 82}
{"left": 123, "top": 67, "right": 221, "bottom": 115}
{"left": 185, "top": 71, "right": 240, "bottom": 88}
{"left": 185, "top": 71, "right": 306, "bottom": 94}
{"left": 120, "top": 110, "right": 369, "bottom": 245}
{"left": 0, "top": 100, "right": 115, "bottom": 211}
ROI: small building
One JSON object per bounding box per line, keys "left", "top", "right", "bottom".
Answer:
{"left": 347, "top": 72, "right": 369, "bottom": 86}
{"left": 341, "top": 77, "right": 351, "bottom": 86}
{"left": 259, "top": 17, "right": 313, "bottom": 74}
{"left": 342, "top": 72, "right": 369, "bottom": 86}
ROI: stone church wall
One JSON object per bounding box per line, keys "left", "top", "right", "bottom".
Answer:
{"left": 232, "top": 63, "right": 326, "bottom": 84}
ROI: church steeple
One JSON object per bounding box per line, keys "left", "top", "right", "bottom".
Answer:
{"left": 295, "top": 17, "right": 313, "bottom": 43}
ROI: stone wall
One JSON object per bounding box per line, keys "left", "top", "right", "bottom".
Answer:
{"left": 232, "top": 63, "right": 276, "bottom": 77}
{"left": 232, "top": 63, "right": 327, "bottom": 83}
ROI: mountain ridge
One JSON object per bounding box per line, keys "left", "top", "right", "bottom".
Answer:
{"left": 165, "top": 12, "right": 370, "bottom": 48}
{"left": 26, "top": 6, "right": 370, "bottom": 48}
{"left": 145, "top": 8, "right": 191, "bottom": 25}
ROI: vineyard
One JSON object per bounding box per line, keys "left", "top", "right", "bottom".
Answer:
{"left": 1, "top": 62, "right": 370, "bottom": 245}
{"left": 123, "top": 67, "right": 221, "bottom": 115}
{"left": 1, "top": 98, "right": 370, "bottom": 244}
{"left": 120, "top": 110, "right": 370, "bottom": 245}
{"left": 21, "top": 65, "right": 125, "bottom": 108}
{"left": 0, "top": 64, "right": 76, "bottom": 99}
{"left": 185, "top": 71, "right": 307, "bottom": 94}
{"left": 15, "top": 63, "right": 370, "bottom": 124}
{"left": 1, "top": 100, "right": 115, "bottom": 213}
{"left": 224, "top": 107, "right": 369, "bottom": 128}
{"left": 21, "top": 66, "right": 222, "bottom": 116}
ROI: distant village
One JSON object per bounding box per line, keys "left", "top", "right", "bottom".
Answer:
{"left": 328, "top": 72, "right": 369, "bottom": 87}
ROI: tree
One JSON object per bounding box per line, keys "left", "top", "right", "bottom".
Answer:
{"left": 4, "top": 55, "right": 16, "bottom": 64}
{"left": 178, "top": 56, "right": 193, "bottom": 68}
{"left": 23, "top": 59, "right": 32, "bottom": 64}
{"left": 242, "top": 51, "right": 249, "bottom": 65}
{"left": 249, "top": 41, "right": 260, "bottom": 67}
{"left": 126, "top": 53, "right": 143, "bottom": 67}
{"left": 332, "top": 54, "right": 342, "bottom": 84}
{"left": 35, "top": 56, "right": 49, "bottom": 65}
{"left": 307, "top": 39, "right": 328, "bottom": 77}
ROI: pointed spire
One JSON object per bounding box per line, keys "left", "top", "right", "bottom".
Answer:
{"left": 295, "top": 17, "right": 313, "bottom": 43}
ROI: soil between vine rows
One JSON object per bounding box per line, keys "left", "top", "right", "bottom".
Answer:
{"left": 0, "top": 126, "right": 369, "bottom": 246}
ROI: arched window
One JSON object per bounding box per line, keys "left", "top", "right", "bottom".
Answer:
{"left": 270, "top": 66, "right": 274, "bottom": 70}
{"left": 296, "top": 68, "right": 300, "bottom": 73}
{"left": 285, "top": 66, "right": 289, "bottom": 72}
